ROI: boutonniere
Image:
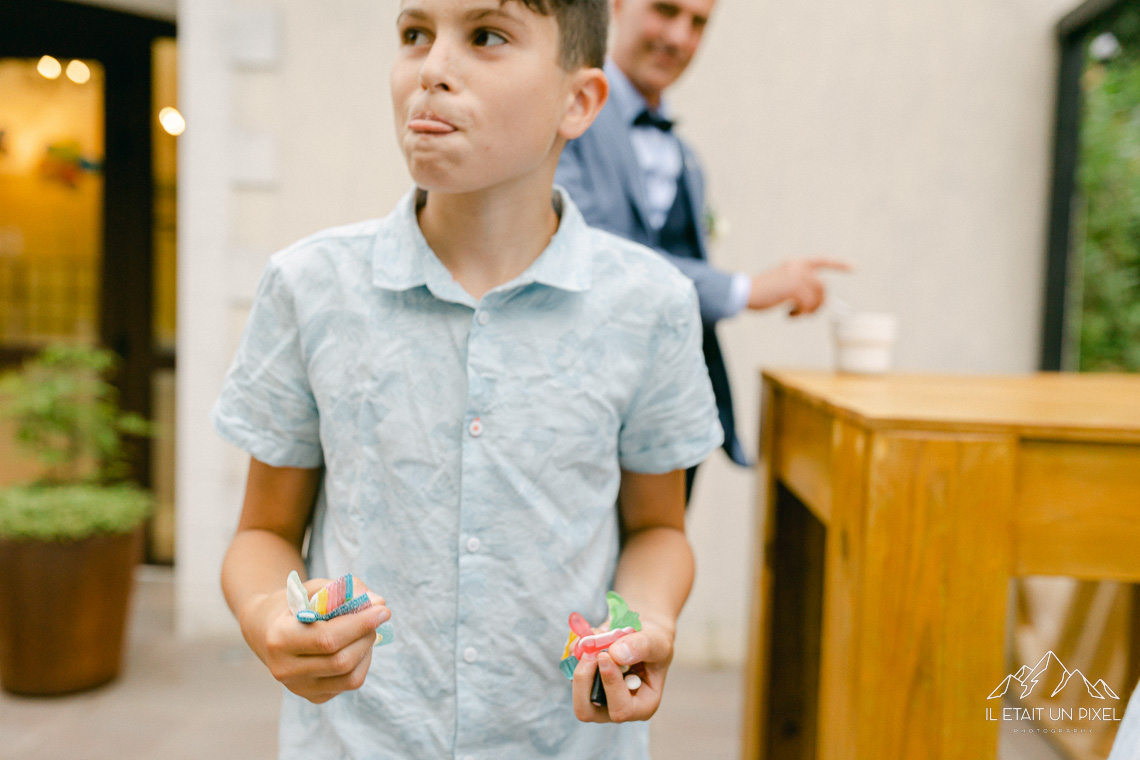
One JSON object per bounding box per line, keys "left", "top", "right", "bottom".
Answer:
{"left": 703, "top": 207, "right": 730, "bottom": 245}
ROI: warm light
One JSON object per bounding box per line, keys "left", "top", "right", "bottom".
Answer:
{"left": 158, "top": 107, "right": 186, "bottom": 136}
{"left": 37, "top": 55, "right": 62, "bottom": 80}
{"left": 66, "top": 60, "right": 91, "bottom": 84}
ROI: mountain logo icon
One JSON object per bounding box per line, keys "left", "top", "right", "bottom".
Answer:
{"left": 987, "top": 651, "right": 1120, "bottom": 701}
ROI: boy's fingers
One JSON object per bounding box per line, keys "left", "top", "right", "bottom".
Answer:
{"left": 597, "top": 652, "right": 638, "bottom": 722}
{"left": 607, "top": 630, "right": 669, "bottom": 670}
{"left": 279, "top": 614, "right": 383, "bottom": 682}
{"left": 571, "top": 654, "right": 609, "bottom": 723}
{"left": 313, "top": 638, "right": 374, "bottom": 693}
{"left": 290, "top": 604, "right": 390, "bottom": 656}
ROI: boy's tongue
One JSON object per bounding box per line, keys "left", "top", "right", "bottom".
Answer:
{"left": 409, "top": 118, "right": 456, "bottom": 133}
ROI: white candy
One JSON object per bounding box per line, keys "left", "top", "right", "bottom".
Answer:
{"left": 624, "top": 674, "right": 642, "bottom": 691}
{"left": 286, "top": 570, "right": 311, "bottom": 616}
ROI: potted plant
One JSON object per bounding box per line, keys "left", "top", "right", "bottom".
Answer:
{"left": 0, "top": 345, "right": 153, "bottom": 695}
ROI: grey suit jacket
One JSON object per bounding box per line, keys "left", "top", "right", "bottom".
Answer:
{"left": 555, "top": 95, "right": 739, "bottom": 325}
{"left": 556, "top": 73, "right": 749, "bottom": 466}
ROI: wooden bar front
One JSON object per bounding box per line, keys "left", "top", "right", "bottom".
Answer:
{"left": 742, "top": 370, "right": 1140, "bottom": 760}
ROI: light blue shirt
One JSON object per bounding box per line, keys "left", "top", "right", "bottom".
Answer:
{"left": 212, "top": 187, "right": 722, "bottom": 760}
{"left": 605, "top": 60, "right": 751, "bottom": 318}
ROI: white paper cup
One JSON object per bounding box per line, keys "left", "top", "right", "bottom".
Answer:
{"left": 832, "top": 312, "right": 898, "bottom": 373}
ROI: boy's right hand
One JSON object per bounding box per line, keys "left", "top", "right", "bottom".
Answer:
{"left": 239, "top": 577, "right": 391, "bottom": 704}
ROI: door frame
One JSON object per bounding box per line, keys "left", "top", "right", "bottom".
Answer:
{"left": 1040, "top": 0, "right": 1128, "bottom": 370}
{"left": 0, "top": 0, "right": 176, "bottom": 489}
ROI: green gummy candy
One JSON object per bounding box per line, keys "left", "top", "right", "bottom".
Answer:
{"left": 606, "top": 591, "right": 642, "bottom": 632}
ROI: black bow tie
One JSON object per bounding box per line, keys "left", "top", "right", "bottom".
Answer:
{"left": 633, "top": 109, "right": 675, "bottom": 132}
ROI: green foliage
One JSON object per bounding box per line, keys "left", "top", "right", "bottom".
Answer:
{"left": 0, "top": 483, "right": 151, "bottom": 541}
{"left": 0, "top": 345, "right": 154, "bottom": 540}
{"left": 0, "top": 345, "right": 152, "bottom": 484}
{"left": 1076, "top": 8, "right": 1140, "bottom": 371}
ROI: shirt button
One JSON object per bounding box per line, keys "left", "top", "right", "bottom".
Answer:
{"left": 476, "top": 311, "right": 490, "bottom": 325}
{"left": 464, "top": 647, "right": 478, "bottom": 663}
{"left": 468, "top": 418, "right": 483, "bottom": 437}
{"left": 466, "top": 536, "right": 481, "bottom": 553}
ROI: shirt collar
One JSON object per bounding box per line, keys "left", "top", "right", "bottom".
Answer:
{"left": 604, "top": 58, "right": 672, "bottom": 127}
{"left": 371, "top": 186, "right": 593, "bottom": 302}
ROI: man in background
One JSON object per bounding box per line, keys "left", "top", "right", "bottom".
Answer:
{"left": 557, "top": 0, "right": 849, "bottom": 499}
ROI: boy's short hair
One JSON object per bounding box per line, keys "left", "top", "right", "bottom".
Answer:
{"left": 513, "top": 0, "right": 608, "bottom": 70}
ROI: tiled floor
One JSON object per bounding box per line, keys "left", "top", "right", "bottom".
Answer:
{"left": 0, "top": 567, "right": 1081, "bottom": 760}
{"left": 0, "top": 568, "right": 742, "bottom": 760}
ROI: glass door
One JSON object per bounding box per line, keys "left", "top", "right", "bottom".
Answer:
{"left": 0, "top": 55, "right": 105, "bottom": 487}
{"left": 0, "top": 55, "right": 104, "bottom": 350}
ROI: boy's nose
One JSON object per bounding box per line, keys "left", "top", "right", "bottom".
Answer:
{"left": 419, "top": 39, "right": 455, "bottom": 92}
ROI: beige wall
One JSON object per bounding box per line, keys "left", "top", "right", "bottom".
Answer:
{"left": 178, "top": 0, "right": 1079, "bottom": 663}
{"left": 669, "top": 0, "right": 1077, "bottom": 664}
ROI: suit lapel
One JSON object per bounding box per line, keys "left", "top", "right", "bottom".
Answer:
{"left": 679, "top": 142, "right": 708, "bottom": 260}
{"left": 595, "top": 91, "right": 654, "bottom": 243}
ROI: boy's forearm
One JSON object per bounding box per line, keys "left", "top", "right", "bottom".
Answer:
{"left": 612, "top": 526, "right": 694, "bottom": 635}
{"left": 221, "top": 529, "right": 307, "bottom": 630}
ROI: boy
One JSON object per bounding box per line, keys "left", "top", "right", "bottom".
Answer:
{"left": 214, "top": 0, "right": 722, "bottom": 757}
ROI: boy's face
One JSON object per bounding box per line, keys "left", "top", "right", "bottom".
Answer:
{"left": 392, "top": 0, "right": 581, "bottom": 194}
{"left": 611, "top": 0, "right": 715, "bottom": 104}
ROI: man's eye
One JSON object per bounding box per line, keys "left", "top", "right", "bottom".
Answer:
{"left": 401, "top": 28, "right": 429, "bottom": 46}
{"left": 472, "top": 29, "right": 507, "bottom": 47}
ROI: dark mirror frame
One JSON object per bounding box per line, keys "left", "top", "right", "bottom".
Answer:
{"left": 1041, "top": 0, "right": 1129, "bottom": 370}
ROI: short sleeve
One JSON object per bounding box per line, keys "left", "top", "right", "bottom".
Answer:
{"left": 211, "top": 259, "right": 323, "bottom": 468}
{"left": 618, "top": 284, "right": 724, "bottom": 473}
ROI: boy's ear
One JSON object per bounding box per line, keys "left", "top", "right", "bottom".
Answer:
{"left": 558, "top": 67, "right": 609, "bottom": 142}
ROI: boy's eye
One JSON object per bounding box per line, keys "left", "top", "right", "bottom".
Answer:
{"left": 472, "top": 29, "right": 507, "bottom": 47}
{"left": 401, "top": 28, "right": 430, "bottom": 46}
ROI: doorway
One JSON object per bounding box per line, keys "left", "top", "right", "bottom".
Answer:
{"left": 0, "top": 0, "right": 177, "bottom": 562}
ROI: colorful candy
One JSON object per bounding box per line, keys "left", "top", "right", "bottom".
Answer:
{"left": 559, "top": 591, "right": 643, "bottom": 695}
{"left": 286, "top": 571, "right": 395, "bottom": 647}
{"left": 573, "top": 626, "right": 638, "bottom": 660}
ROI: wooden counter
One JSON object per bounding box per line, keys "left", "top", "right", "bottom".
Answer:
{"left": 742, "top": 370, "right": 1140, "bottom": 760}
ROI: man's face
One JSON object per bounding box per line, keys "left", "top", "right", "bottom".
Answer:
{"left": 611, "top": 0, "right": 715, "bottom": 104}
{"left": 391, "top": 0, "right": 574, "bottom": 194}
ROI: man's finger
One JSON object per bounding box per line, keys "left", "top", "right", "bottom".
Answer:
{"left": 807, "top": 258, "right": 855, "bottom": 272}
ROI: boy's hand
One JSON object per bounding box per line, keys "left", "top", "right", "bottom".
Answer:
{"left": 240, "top": 577, "right": 391, "bottom": 704}
{"left": 571, "top": 619, "right": 674, "bottom": 723}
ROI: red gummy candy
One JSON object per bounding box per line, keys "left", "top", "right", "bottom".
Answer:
{"left": 568, "top": 612, "right": 593, "bottom": 639}
{"left": 573, "top": 627, "right": 635, "bottom": 660}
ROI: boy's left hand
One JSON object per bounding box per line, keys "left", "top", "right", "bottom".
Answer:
{"left": 571, "top": 620, "right": 674, "bottom": 723}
